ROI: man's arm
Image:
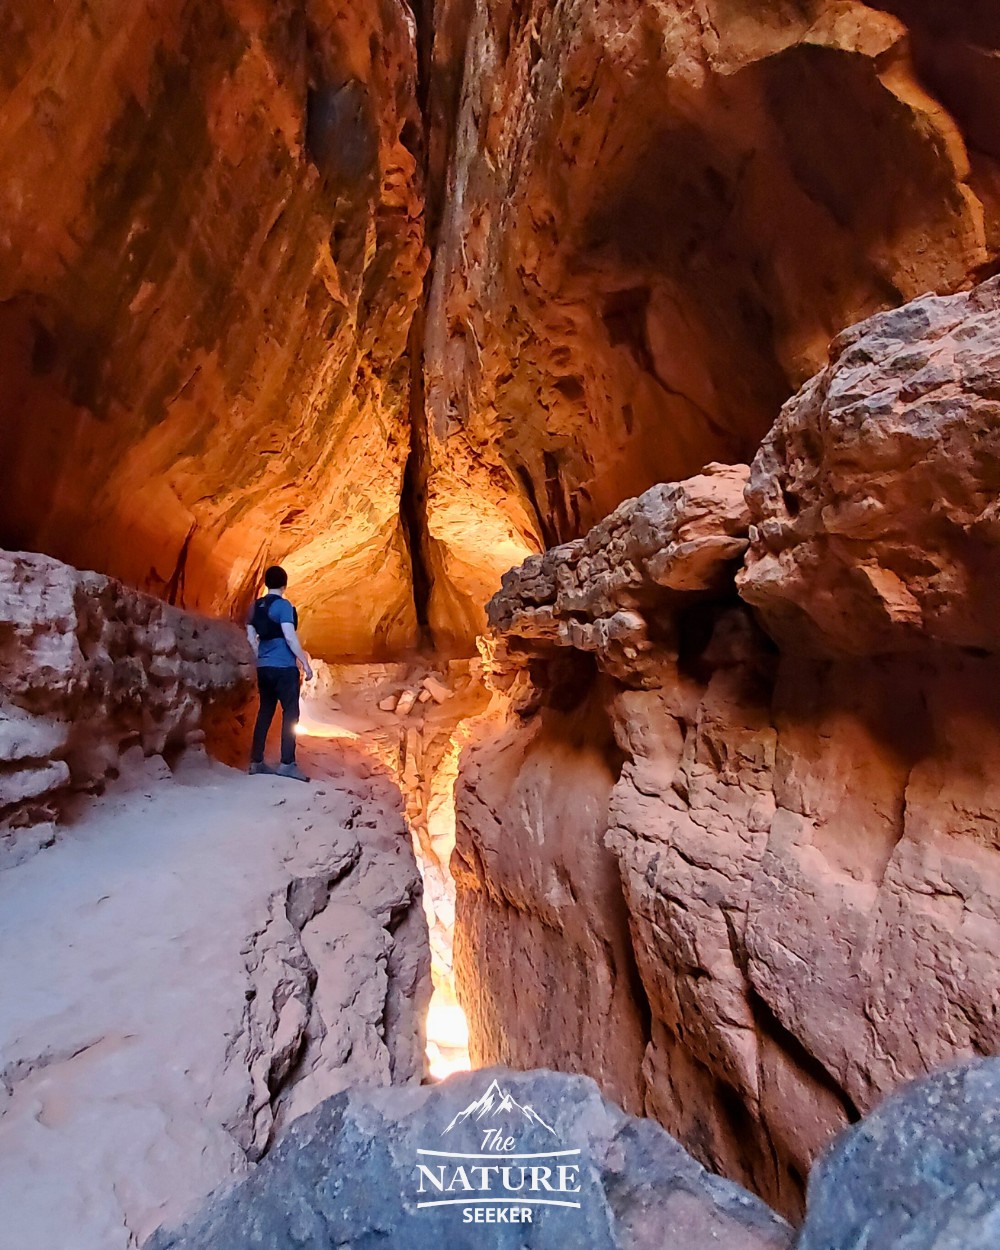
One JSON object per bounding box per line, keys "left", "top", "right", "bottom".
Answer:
{"left": 281, "top": 622, "right": 313, "bottom": 681}
{"left": 246, "top": 624, "right": 259, "bottom": 657}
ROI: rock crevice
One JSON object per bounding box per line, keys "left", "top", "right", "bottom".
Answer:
{"left": 7, "top": 2, "right": 1000, "bottom": 656}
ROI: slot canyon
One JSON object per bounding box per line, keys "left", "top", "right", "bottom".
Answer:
{"left": 3, "top": 1, "right": 1000, "bottom": 1248}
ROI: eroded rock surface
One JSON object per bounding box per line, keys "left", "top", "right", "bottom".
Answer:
{"left": 422, "top": 0, "right": 997, "bottom": 643}
{"left": 0, "top": 746, "right": 430, "bottom": 1250}
{"left": 297, "top": 658, "right": 490, "bottom": 1075}
{"left": 4, "top": 1, "right": 1000, "bottom": 657}
{"left": 147, "top": 1069, "right": 791, "bottom": 1250}
{"left": 487, "top": 463, "right": 751, "bottom": 685}
{"left": 739, "top": 277, "right": 1000, "bottom": 655}
{"left": 1, "top": 550, "right": 252, "bottom": 847}
{"left": 453, "top": 280, "right": 1000, "bottom": 1219}
{"left": 0, "top": 0, "right": 426, "bottom": 657}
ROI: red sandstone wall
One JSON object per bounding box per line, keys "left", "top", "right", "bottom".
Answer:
{"left": 0, "top": 0, "right": 427, "bottom": 659}
{"left": 453, "top": 282, "right": 1000, "bottom": 1217}
{"left": 421, "top": 0, "right": 999, "bottom": 645}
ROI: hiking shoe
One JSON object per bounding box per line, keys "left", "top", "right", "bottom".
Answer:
{"left": 248, "top": 761, "right": 274, "bottom": 776}
{"left": 276, "top": 762, "right": 309, "bottom": 783}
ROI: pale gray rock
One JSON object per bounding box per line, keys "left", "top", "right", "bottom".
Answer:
{"left": 798, "top": 1059, "right": 1000, "bottom": 1250}
{"left": 0, "top": 749, "right": 431, "bottom": 1250}
{"left": 0, "top": 549, "right": 253, "bottom": 844}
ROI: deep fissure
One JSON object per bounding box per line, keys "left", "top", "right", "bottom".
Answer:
{"left": 5, "top": 2, "right": 1000, "bottom": 1242}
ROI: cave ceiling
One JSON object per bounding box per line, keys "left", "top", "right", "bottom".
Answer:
{"left": 1, "top": 0, "right": 997, "bottom": 658}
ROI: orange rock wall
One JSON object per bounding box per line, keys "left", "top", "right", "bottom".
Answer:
{"left": 3, "top": 1, "right": 999, "bottom": 659}
{"left": 422, "top": 0, "right": 997, "bottom": 644}
{"left": 0, "top": 0, "right": 426, "bottom": 658}
{"left": 5, "top": 0, "right": 1000, "bottom": 1225}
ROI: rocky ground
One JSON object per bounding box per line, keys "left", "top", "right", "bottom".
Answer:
{"left": 0, "top": 741, "right": 430, "bottom": 1250}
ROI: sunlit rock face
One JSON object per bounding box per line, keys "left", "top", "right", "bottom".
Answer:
{"left": 0, "top": 549, "right": 253, "bottom": 844}
{"left": 0, "top": 0, "right": 426, "bottom": 659}
{"left": 422, "top": 0, "right": 995, "bottom": 645}
{"left": 453, "top": 282, "right": 1000, "bottom": 1219}
{"left": 4, "top": 0, "right": 999, "bottom": 658}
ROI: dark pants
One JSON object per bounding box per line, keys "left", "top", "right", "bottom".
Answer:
{"left": 251, "top": 667, "right": 300, "bottom": 765}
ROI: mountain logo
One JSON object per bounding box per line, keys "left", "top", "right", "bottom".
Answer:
{"left": 413, "top": 1078, "right": 584, "bottom": 1223}
{"left": 442, "top": 1078, "right": 556, "bottom": 1136}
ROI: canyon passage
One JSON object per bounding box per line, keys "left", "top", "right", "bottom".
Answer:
{"left": 3, "top": 1, "right": 1000, "bottom": 1247}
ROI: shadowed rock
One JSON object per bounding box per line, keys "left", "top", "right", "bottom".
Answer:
{"left": 145, "top": 1068, "right": 792, "bottom": 1250}
{"left": 799, "top": 1059, "right": 1000, "bottom": 1250}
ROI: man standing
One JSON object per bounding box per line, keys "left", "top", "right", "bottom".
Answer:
{"left": 246, "top": 565, "right": 313, "bottom": 781}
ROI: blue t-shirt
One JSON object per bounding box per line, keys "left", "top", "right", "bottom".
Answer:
{"left": 255, "top": 597, "right": 297, "bottom": 668}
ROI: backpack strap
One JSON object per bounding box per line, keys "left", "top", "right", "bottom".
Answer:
{"left": 251, "top": 594, "right": 286, "bottom": 642}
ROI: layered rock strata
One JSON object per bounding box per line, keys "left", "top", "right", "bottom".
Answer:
{"left": 0, "top": 0, "right": 426, "bottom": 657}
{"left": 147, "top": 1068, "right": 792, "bottom": 1250}
{"left": 0, "top": 549, "right": 253, "bottom": 849}
{"left": 0, "top": 746, "right": 430, "bottom": 1250}
{"left": 453, "top": 281, "right": 1000, "bottom": 1216}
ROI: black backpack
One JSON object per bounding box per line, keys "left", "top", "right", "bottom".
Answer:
{"left": 250, "top": 594, "right": 298, "bottom": 642}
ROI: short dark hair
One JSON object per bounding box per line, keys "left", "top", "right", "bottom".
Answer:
{"left": 264, "top": 564, "right": 288, "bottom": 590}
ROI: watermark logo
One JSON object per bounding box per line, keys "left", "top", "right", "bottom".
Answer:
{"left": 413, "top": 1079, "right": 584, "bottom": 1225}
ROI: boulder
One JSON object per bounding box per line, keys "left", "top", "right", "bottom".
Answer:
{"left": 739, "top": 278, "right": 1000, "bottom": 655}
{"left": 485, "top": 462, "right": 750, "bottom": 686}
{"left": 455, "top": 281, "right": 1000, "bottom": 1214}
{"left": 146, "top": 1069, "right": 791, "bottom": 1250}
{"left": 798, "top": 1059, "right": 1000, "bottom": 1250}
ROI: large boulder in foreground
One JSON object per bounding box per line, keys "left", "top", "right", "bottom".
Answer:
{"left": 146, "top": 1059, "right": 1000, "bottom": 1250}
{"left": 146, "top": 1069, "right": 791, "bottom": 1250}
{"left": 799, "top": 1059, "right": 1000, "bottom": 1250}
